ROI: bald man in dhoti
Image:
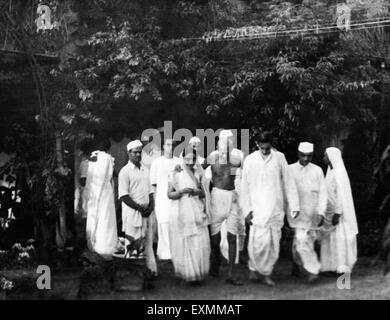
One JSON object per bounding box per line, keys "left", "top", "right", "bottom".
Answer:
{"left": 150, "top": 138, "right": 181, "bottom": 260}
{"left": 241, "top": 131, "right": 300, "bottom": 286}
{"left": 205, "top": 130, "right": 245, "bottom": 286}
{"left": 288, "top": 142, "right": 327, "bottom": 282}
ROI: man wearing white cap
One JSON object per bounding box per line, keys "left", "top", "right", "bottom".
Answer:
{"left": 205, "top": 129, "right": 245, "bottom": 286}
{"left": 118, "top": 140, "right": 154, "bottom": 261}
{"left": 288, "top": 142, "right": 327, "bottom": 282}
{"left": 150, "top": 138, "right": 181, "bottom": 260}
{"left": 189, "top": 136, "right": 205, "bottom": 165}
{"left": 241, "top": 131, "right": 299, "bottom": 286}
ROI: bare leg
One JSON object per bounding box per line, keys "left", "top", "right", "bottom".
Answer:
{"left": 227, "top": 232, "right": 237, "bottom": 279}
{"left": 210, "top": 232, "right": 221, "bottom": 277}
{"left": 226, "top": 232, "right": 243, "bottom": 286}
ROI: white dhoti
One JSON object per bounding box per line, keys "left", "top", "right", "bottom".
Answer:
{"left": 320, "top": 220, "right": 357, "bottom": 273}
{"left": 122, "top": 212, "right": 147, "bottom": 241}
{"left": 210, "top": 188, "right": 245, "bottom": 264}
{"left": 248, "top": 226, "right": 281, "bottom": 276}
{"left": 210, "top": 188, "right": 243, "bottom": 236}
{"left": 292, "top": 228, "right": 321, "bottom": 275}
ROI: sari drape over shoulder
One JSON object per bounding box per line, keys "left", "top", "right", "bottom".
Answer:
{"left": 169, "top": 161, "right": 210, "bottom": 282}
{"left": 320, "top": 147, "right": 358, "bottom": 273}
{"left": 85, "top": 151, "right": 118, "bottom": 258}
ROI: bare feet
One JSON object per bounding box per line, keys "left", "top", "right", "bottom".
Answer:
{"left": 262, "top": 275, "right": 275, "bottom": 287}
{"left": 306, "top": 273, "right": 318, "bottom": 284}
{"left": 249, "top": 271, "right": 275, "bottom": 286}
{"left": 249, "top": 270, "right": 260, "bottom": 282}
{"left": 225, "top": 278, "right": 244, "bottom": 286}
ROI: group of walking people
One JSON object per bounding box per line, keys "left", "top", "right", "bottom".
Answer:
{"left": 81, "top": 129, "right": 358, "bottom": 287}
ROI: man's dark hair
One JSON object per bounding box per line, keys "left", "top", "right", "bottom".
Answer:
{"left": 98, "top": 138, "right": 111, "bottom": 152}
{"left": 256, "top": 131, "right": 273, "bottom": 144}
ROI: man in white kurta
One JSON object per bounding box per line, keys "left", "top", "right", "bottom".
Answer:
{"left": 150, "top": 139, "right": 180, "bottom": 260}
{"left": 288, "top": 142, "right": 327, "bottom": 282}
{"left": 118, "top": 140, "right": 153, "bottom": 259}
{"left": 241, "top": 132, "right": 299, "bottom": 286}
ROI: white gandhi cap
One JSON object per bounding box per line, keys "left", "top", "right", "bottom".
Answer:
{"left": 298, "top": 142, "right": 314, "bottom": 153}
{"left": 219, "top": 130, "right": 233, "bottom": 140}
{"left": 189, "top": 136, "right": 201, "bottom": 144}
{"left": 127, "top": 140, "right": 143, "bottom": 151}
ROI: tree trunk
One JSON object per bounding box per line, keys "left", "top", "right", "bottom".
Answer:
{"left": 55, "top": 131, "right": 67, "bottom": 249}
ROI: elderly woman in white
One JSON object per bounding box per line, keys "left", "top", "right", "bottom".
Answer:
{"left": 85, "top": 139, "right": 118, "bottom": 259}
{"left": 320, "top": 147, "right": 358, "bottom": 274}
{"left": 167, "top": 145, "right": 210, "bottom": 284}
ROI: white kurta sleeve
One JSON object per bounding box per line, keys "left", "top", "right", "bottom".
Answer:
{"left": 118, "top": 168, "right": 129, "bottom": 199}
{"left": 280, "top": 154, "right": 300, "bottom": 213}
{"left": 240, "top": 157, "right": 252, "bottom": 218}
{"left": 317, "top": 168, "right": 327, "bottom": 216}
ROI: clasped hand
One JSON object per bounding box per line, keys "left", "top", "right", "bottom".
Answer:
{"left": 179, "top": 187, "right": 200, "bottom": 197}
{"left": 139, "top": 203, "right": 153, "bottom": 218}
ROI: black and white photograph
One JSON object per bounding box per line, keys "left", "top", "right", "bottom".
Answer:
{"left": 1, "top": 0, "right": 390, "bottom": 304}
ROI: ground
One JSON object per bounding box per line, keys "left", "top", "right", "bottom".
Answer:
{"left": 130, "top": 257, "right": 390, "bottom": 300}
{"left": 3, "top": 256, "right": 390, "bottom": 300}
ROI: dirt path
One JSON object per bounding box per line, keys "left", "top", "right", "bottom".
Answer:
{"left": 134, "top": 258, "right": 390, "bottom": 300}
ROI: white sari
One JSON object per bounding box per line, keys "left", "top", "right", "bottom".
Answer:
{"left": 85, "top": 151, "right": 118, "bottom": 258}
{"left": 320, "top": 147, "right": 358, "bottom": 273}
{"left": 168, "top": 161, "right": 210, "bottom": 282}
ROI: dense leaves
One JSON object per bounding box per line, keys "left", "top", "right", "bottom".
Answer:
{"left": 1, "top": 0, "right": 390, "bottom": 252}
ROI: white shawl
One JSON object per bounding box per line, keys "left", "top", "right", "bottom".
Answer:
{"left": 326, "top": 147, "right": 358, "bottom": 235}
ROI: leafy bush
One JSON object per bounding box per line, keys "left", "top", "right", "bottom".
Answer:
{"left": 0, "top": 241, "right": 37, "bottom": 270}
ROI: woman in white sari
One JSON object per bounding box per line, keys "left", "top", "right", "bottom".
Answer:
{"left": 167, "top": 146, "right": 210, "bottom": 283}
{"left": 320, "top": 147, "right": 358, "bottom": 274}
{"left": 85, "top": 139, "right": 118, "bottom": 259}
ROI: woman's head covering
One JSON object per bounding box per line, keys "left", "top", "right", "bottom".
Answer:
{"left": 325, "top": 147, "right": 358, "bottom": 235}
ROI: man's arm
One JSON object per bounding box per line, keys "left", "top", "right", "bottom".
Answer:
{"left": 119, "top": 195, "right": 145, "bottom": 212}
{"left": 280, "top": 154, "right": 300, "bottom": 216}
{"left": 118, "top": 167, "right": 147, "bottom": 215}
